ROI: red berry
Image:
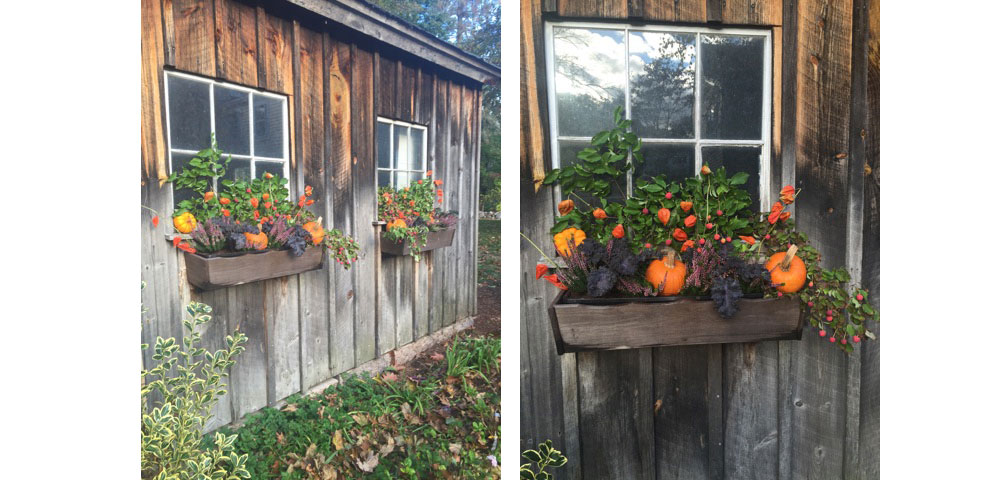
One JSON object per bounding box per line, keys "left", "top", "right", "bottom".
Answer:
{"left": 777, "top": 292, "right": 783, "bottom": 297}
{"left": 642, "top": 208, "right": 649, "bottom": 214}
{"left": 853, "top": 336, "right": 861, "bottom": 343}
{"left": 720, "top": 238, "right": 726, "bottom": 244}
{"left": 808, "top": 281, "right": 814, "bottom": 288}
{"left": 716, "top": 209, "right": 723, "bottom": 216}
{"left": 706, "top": 222, "right": 714, "bottom": 229}
{"left": 829, "top": 337, "right": 836, "bottom": 343}
{"left": 826, "top": 309, "right": 833, "bottom": 316}
{"left": 665, "top": 239, "right": 671, "bottom": 245}
{"left": 714, "top": 233, "right": 721, "bottom": 240}
{"left": 706, "top": 215, "right": 711, "bottom": 221}
{"left": 856, "top": 294, "right": 864, "bottom": 301}
{"left": 645, "top": 243, "right": 652, "bottom": 248}
{"left": 697, "top": 247, "right": 703, "bottom": 253}
{"left": 826, "top": 316, "right": 833, "bottom": 322}
{"left": 841, "top": 339, "right": 847, "bottom": 345}
{"left": 699, "top": 238, "right": 705, "bottom": 245}
{"left": 665, "top": 192, "right": 672, "bottom": 199}
{"left": 819, "top": 330, "right": 826, "bottom": 337}
{"left": 765, "top": 234, "right": 771, "bottom": 240}
{"left": 726, "top": 237, "right": 732, "bottom": 242}
{"left": 807, "top": 301, "right": 814, "bottom": 307}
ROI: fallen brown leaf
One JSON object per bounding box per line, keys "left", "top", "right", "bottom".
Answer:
{"left": 332, "top": 430, "right": 344, "bottom": 451}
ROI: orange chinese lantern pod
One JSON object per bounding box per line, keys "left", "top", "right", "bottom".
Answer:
{"left": 739, "top": 235, "right": 757, "bottom": 245}
{"left": 264, "top": 172, "right": 274, "bottom": 179}
{"left": 701, "top": 165, "right": 712, "bottom": 175}
{"left": 680, "top": 239, "right": 695, "bottom": 252}
{"left": 558, "top": 199, "right": 575, "bottom": 216}
{"left": 780, "top": 212, "right": 791, "bottom": 222}
{"left": 612, "top": 224, "right": 625, "bottom": 239}
{"left": 250, "top": 197, "right": 259, "bottom": 208}
{"left": 535, "top": 263, "right": 549, "bottom": 280}
{"left": 434, "top": 179, "right": 443, "bottom": 186}
{"left": 204, "top": 191, "right": 215, "bottom": 202}
{"left": 220, "top": 197, "right": 231, "bottom": 205}
{"left": 645, "top": 250, "right": 686, "bottom": 295}
{"left": 305, "top": 185, "right": 314, "bottom": 197}
{"left": 657, "top": 207, "right": 670, "bottom": 226}
{"left": 593, "top": 208, "right": 608, "bottom": 219}
{"left": 426, "top": 170, "right": 433, "bottom": 177}
{"left": 679, "top": 201, "right": 693, "bottom": 212}
{"left": 684, "top": 215, "right": 696, "bottom": 228}
{"left": 672, "top": 228, "right": 687, "bottom": 242}
{"left": 764, "top": 245, "right": 807, "bottom": 293}
{"left": 262, "top": 193, "right": 271, "bottom": 201}
{"left": 780, "top": 185, "right": 796, "bottom": 204}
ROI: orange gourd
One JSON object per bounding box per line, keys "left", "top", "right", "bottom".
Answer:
{"left": 303, "top": 221, "right": 325, "bottom": 246}
{"left": 645, "top": 250, "right": 687, "bottom": 295}
{"left": 244, "top": 231, "right": 268, "bottom": 250}
{"left": 172, "top": 212, "right": 197, "bottom": 234}
{"left": 388, "top": 218, "right": 407, "bottom": 229}
{"left": 764, "top": 245, "right": 807, "bottom": 293}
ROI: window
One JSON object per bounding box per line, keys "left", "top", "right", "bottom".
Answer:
{"left": 164, "top": 71, "right": 289, "bottom": 206}
{"left": 544, "top": 23, "right": 772, "bottom": 209}
{"left": 376, "top": 118, "right": 427, "bottom": 189}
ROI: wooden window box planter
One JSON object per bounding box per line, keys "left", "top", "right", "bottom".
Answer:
{"left": 380, "top": 227, "right": 456, "bottom": 256}
{"left": 184, "top": 246, "right": 325, "bottom": 290}
{"left": 547, "top": 290, "right": 803, "bottom": 354}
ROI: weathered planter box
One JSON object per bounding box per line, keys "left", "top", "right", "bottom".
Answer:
{"left": 548, "top": 291, "right": 803, "bottom": 354}
{"left": 184, "top": 246, "right": 324, "bottom": 290}
{"left": 380, "top": 227, "right": 456, "bottom": 256}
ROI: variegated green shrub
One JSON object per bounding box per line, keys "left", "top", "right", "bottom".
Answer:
{"left": 141, "top": 302, "right": 250, "bottom": 480}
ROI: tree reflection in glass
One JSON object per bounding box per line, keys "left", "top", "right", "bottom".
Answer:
{"left": 553, "top": 27, "right": 626, "bottom": 137}
{"left": 629, "top": 32, "right": 695, "bottom": 139}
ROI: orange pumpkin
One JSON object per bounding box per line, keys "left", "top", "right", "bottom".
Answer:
{"left": 388, "top": 218, "right": 407, "bottom": 229}
{"left": 172, "top": 212, "right": 197, "bottom": 234}
{"left": 645, "top": 250, "right": 687, "bottom": 296}
{"left": 553, "top": 227, "right": 586, "bottom": 256}
{"left": 244, "top": 231, "right": 268, "bottom": 250}
{"left": 303, "top": 221, "right": 325, "bottom": 246}
{"left": 764, "top": 245, "right": 807, "bottom": 293}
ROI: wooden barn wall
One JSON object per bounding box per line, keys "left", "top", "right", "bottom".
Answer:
{"left": 519, "top": 0, "right": 880, "bottom": 478}
{"left": 141, "top": 0, "right": 483, "bottom": 430}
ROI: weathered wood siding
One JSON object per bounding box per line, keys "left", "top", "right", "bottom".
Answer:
{"left": 141, "top": 0, "right": 483, "bottom": 427}
{"left": 520, "top": 0, "right": 880, "bottom": 478}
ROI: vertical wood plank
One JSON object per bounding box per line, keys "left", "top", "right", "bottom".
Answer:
{"left": 256, "top": 7, "right": 295, "bottom": 95}
{"left": 398, "top": 63, "right": 416, "bottom": 123}
{"left": 142, "top": 0, "right": 167, "bottom": 183}
{"left": 859, "top": 1, "right": 880, "bottom": 477}
{"left": 161, "top": 0, "right": 176, "bottom": 66}
{"left": 771, "top": 26, "right": 784, "bottom": 194}
{"left": 191, "top": 287, "right": 233, "bottom": 431}
{"left": 228, "top": 283, "right": 268, "bottom": 419}
{"left": 213, "top": 0, "right": 257, "bottom": 86}
{"left": 706, "top": 0, "right": 724, "bottom": 22}
{"left": 429, "top": 76, "right": 449, "bottom": 332}
{"left": 377, "top": 53, "right": 396, "bottom": 119}
{"left": 265, "top": 277, "right": 301, "bottom": 404}
{"left": 414, "top": 252, "right": 430, "bottom": 339}
{"left": 379, "top": 256, "right": 398, "bottom": 353}
{"left": 470, "top": 88, "right": 482, "bottom": 315}
{"left": 297, "top": 26, "right": 330, "bottom": 391}
{"left": 442, "top": 82, "right": 462, "bottom": 326}
{"left": 397, "top": 257, "right": 415, "bottom": 346}
{"left": 578, "top": 350, "right": 654, "bottom": 479}
{"left": 723, "top": 0, "right": 783, "bottom": 25}
{"left": 417, "top": 69, "right": 434, "bottom": 125}
{"left": 326, "top": 36, "right": 356, "bottom": 375}
{"left": 351, "top": 45, "right": 378, "bottom": 365}
{"left": 653, "top": 346, "right": 712, "bottom": 479}
{"left": 172, "top": 0, "right": 216, "bottom": 76}
{"left": 455, "top": 85, "right": 472, "bottom": 321}
{"left": 676, "top": 0, "right": 708, "bottom": 22}
{"left": 723, "top": 342, "right": 779, "bottom": 479}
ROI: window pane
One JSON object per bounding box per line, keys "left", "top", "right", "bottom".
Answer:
{"left": 167, "top": 75, "right": 211, "bottom": 151}
{"left": 409, "top": 128, "right": 424, "bottom": 171}
{"left": 629, "top": 32, "right": 695, "bottom": 139}
{"left": 635, "top": 144, "right": 695, "bottom": 186}
{"left": 221, "top": 158, "right": 252, "bottom": 183}
{"left": 554, "top": 27, "right": 626, "bottom": 137}
{"left": 377, "top": 122, "right": 392, "bottom": 169}
{"left": 395, "top": 171, "right": 413, "bottom": 189}
{"left": 558, "top": 139, "right": 627, "bottom": 205}
{"left": 171, "top": 152, "right": 199, "bottom": 208}
{"left": 394, "top": 126, "right": 410, "bottom": 171}
{"left": 253, "top": 94, "right": 285, "bottom": 158}
{"left": 378, "top": 170, "right": 391, "bottom": 187}
{"left": 214, "top": 86, "right": 250, "bottom": 155}
{"left": 256, "top": 161, "right": 284, "bottom": 181}
{"left": 702, "top": 146, "right": 760, "bottom": 205}
{"left": 700, "top": 34, "right": 765, "bottom": 140}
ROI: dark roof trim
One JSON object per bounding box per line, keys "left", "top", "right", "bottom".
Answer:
{"left": 286, "top": 0, "right": 501, "bottom": 84}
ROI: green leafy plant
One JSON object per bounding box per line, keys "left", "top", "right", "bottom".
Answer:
{"left": 166, "top": 133, "right": 231, "bottom": 221}
{"left": 520, "top": 440, "right": 568, "bottom": 480}
{"left": 141, "top": 302, "right": 250, "bottom": 480}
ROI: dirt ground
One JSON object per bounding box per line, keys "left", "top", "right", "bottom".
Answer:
{"left": 399, "top": 285, "right": 500, "bottom": 374}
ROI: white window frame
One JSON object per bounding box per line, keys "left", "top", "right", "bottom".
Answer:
{"left": 375, "top": 117, "right": 429, "bottom": 189}
{"left": 543, "top": 21, "right": 772, "bottom": 211}
{"left": 164, "top": 70, "right": 290, "bottom": 199}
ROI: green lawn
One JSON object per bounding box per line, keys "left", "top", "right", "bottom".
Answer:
{"left": 477, "top": 219, "right": 500, "bottom": 287}
{"left": 218, "top": 335, "right": 501, "bottom": 479}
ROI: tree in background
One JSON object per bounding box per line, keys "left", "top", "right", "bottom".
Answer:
{"left": 369, "top": 0, "right": 501, "bottom": 210}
